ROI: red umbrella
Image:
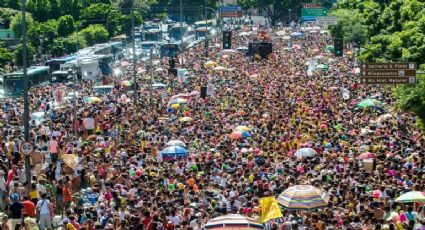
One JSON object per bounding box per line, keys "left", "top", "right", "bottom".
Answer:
{"left": 358, "top": 152, "right": 376, "bottom": 159}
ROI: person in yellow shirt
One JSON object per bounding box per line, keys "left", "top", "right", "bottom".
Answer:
{"left": 28, "top": 183, "right": 39, "bottom": 204}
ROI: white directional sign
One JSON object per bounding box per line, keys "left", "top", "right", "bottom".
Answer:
{"left": 20, "top": 142, "right": 33, "bottom": 155}
{"left": 315, "top": 16, "right": 338, "bottom": 26}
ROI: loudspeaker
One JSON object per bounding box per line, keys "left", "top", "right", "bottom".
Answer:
{"left": 259, "top": 42, "right": 272, "bottom": 58}
{"left": 248, "top": 42, "right": 259, "bottom": 56}
{"left": 200, "top": 86, "right": 207, "bottom": 98}
{"left": 248, "top": 42, "right": 272, "bottom": 59}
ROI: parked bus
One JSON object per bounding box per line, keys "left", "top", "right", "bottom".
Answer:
{"left": 45, "top": 55, "right": 78, "bottom": 72}
{"left": 194, "top": 19, "right": 216, "bottom": 39}
{"left": 0, "top": 66, "right": 50, "bottom": 98}
{"left": 169, "top": 24, "right": 188, "bottom": 41}
{"left": 160, "top": 43, "right": 180, "bottom": 58}
{"left": 144, "top": 28, "right": 162, "bottom": 42}
{"left": 50, "top": 70, "right": 70, "bottom": 84}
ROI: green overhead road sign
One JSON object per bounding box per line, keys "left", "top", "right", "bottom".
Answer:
{"left": 301, "top": 7, "right": 328, "bottom": 21}
{"left": 301, "top": 8, "right": 328, "bottom": 17}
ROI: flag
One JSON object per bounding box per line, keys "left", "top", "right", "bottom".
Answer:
{"left": 259, "top": 196, "right": 283, "bottom": 223}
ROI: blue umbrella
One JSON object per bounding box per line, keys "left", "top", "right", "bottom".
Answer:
{"left": 241, "top": 131, "right": 251, "bottom": 138}
{"left": 291, "top": 32, "right": 303, "bottom": 37}
{"left": 152, "top": 83, "right": 167, "bottom": 88}
{"left": 161, "top": 146, "right": 188, "bottom": 157}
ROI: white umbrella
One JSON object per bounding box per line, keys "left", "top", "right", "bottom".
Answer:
{"left": 166, "top": 140, "right": 186, "bottom": 147}
{"left": 155, "top": 67, "right": 164, "bottom": 72}
{"left": 395, "top": 191, "right": 425, "bottom": 203}
{"left": 205, "top": 214, "right": 263, "bottom": 230}
{"left": 213, "top": 66, "right": 228, "bottom": 71}
{"left": 295, "top": 148, "right": 317, "bottom": 158}
{"left": 220, "top": 49, "right": 238, "bottom": 54}
{"left": 282, "top": 36, "right": 291, "bottom": 40}
{"left": 239, "top": 31, "right": 252, "bottom": 36}
{"left": 276, "top": 30, "right": 286, "bottom": 36}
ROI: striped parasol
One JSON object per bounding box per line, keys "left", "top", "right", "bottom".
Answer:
{"left": 205, "top": 214, "right": 263, "bottom": 230}
{"left": 395, "top": 191, "right": 425, "bottom": 203}
{"left": 277, "top": 185, "right": 329, "bottom": 210}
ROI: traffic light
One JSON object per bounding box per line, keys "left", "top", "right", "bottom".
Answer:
{"left": 334, "top": 37, "right": 343, "bottom": 57}
{"left": 223, "top": 31, "right": 232, "bottom": 49}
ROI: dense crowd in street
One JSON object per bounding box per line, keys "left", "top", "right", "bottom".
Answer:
{"left": 0, "top": 25, "right": 424, "bottom": 230}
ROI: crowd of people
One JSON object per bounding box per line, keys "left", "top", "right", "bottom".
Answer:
{"left": 0, "top": 24, "right": 424, "bottom": 230}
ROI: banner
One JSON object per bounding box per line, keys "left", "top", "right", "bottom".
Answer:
{"left": 259, "top": 197, "right": 283, "bottom": 223}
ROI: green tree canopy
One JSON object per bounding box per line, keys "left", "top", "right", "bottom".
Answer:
{"left": 27, "top": 0, "right": 51, "bottom": 22}
{"left": 14, "top": 43, "right": 36, "bottom": 67}
{"left": 80, "top": 24, "right": 108, "bottom": 46}
{"left": 57, "top": 15, "right": 75, "bottom": 37}
{"left": 0, "top": 47, "right": 14, "bottom": 65}
{"left": 10, "top": 12, "right": 35, "bottom": 38}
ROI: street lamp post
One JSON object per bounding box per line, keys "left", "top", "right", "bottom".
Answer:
{"left": 131, "top": 0, "right": 137, "bottom": 101}
{"left": 21, "top": 0, "right": 31, "bottom": 190}
{"left": 69, "top": 68, "right": 78, "bottom": 137}
{"left": 180, "top": 0, "right": 184, "bottom": 50}
{"left": 204, "top": 0, "right": 208, "bottom": 57}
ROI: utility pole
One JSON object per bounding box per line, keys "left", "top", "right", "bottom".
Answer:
{"left": 180, "top": 0, "right": 184, "bottom": 50}
{"left": 21, "top": 0, "right": 31, "bottom": 190}
{"left": 204, "top": 0, "right": 208, "bottom": 57}
{"left": 131, "top": 0, "right": 137, "bottom": 101}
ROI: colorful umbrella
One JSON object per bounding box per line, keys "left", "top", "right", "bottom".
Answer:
{"left": 325, "top": 45, "right": 335, "bottom": 52}
{"left": 169, "top": 98, "right": 187, "bottom": 105}
{"left": 213, "top": 66, "right": 228, "bottom": 71}
{"left": 395, "top": 191, "right": 425, "bottom": 203}
{"left": 85, "top": 97, "right": 102, "bottom": 104}
{"left": 230, "top": 131, "right": 243, "bottom": 140}
{"left": 161, "top": 146, "right": 188, "bottom": 157}
{"left": 179, "top": 117, "right": 193, "bottom": 122}
{"left": 316, "top": 64, "right": 329, "bottom": 70}
{"left": 358, "top": 152, "right": 376, "bottom": 159}
{"left": 277, "top": 185, "right": 329, "bottom": 210}
{"left": 120, "top": 80, "right": 132, "bottom": 87}
{"left": 351, "top": 68, "right": 360, "bottom": 74}
{"left": 230, "top": 131, "right": 250, "bottom": 140}
{"left": 205, "top": 214, "right": 263, "bottom": 230}
{"left": 291, "top": 32, "right": 303, "bottom": 37}
{"left": 357, "top": 99, "right": 382, "bottom": 109}
{"left": 235, "top": 126, "right": 250, "bottom": 131}
{"left": 292, "top": 44, "right": 302, "bottom": 50}
{"left": 295, "top": 148, "right": 317, "bottom": 158}
{"left": 166, "top": 140, "right": 186, "bottom": 147}
{"left": 136, "top": 130, "right": 148, "bottom": 137}
{"left": 152, "top": 83, "right": 167, "bottom": 88}
{"left": 282, "top": 36, "right": 291, "bottom": 40}
{"left": 204, "top": 60, "right": 218, "bottom": 68}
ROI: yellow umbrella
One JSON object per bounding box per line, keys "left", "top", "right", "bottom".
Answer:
{"left": 235, "top": 125, "right": 250, "bottom": 131}
{"left": 179, "top": 117, "right": 193, "bottom": 122}
{"left": 204, "top": 60, "right": 218, "bottom": 68}
{"left": 85, "top": 96, "right": 102, "bottom": 104}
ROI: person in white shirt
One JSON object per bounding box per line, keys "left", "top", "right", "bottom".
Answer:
{"left": 36, "top": 193, "right": 52, "bottom": 229}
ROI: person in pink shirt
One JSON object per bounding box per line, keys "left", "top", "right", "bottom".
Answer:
{"left": 49, "top": 136, "right": 59, "bottom": 163}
